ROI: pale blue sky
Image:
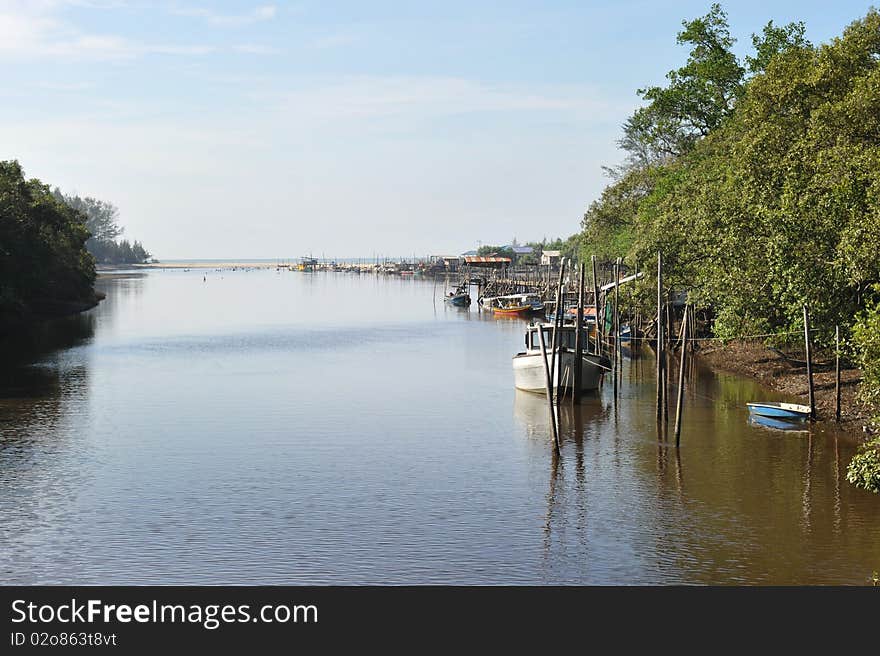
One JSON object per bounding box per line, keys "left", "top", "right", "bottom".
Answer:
{"left": 1, "top": 1, "right": 873, "bottom": 258}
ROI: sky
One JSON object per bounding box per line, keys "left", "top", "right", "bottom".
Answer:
{"left": 0, "top": 1, "right": 874, "bottom": 259}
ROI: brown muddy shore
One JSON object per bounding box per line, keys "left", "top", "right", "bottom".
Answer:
{"left": 696, "top": 340, "right": 871, "bottom": 438}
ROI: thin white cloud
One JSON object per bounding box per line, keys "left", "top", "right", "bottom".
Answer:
{"left": 172, "top": 4, "right": 277, "bottom": 27}
{"left": 233, "top": 43, "right": 281, "bottom": 55}
{"left": 310, "top": 32, "right": 358, "bottom": 50}
{"left": 0, "top": 3, "right": 213, "bottom": 59}
{"left": 276, "top": 76, "right": 625, "bottom": 122}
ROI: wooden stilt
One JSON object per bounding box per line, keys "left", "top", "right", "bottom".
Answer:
{"left": 549, "top": 259, "right": 566, "bottom": 403}
{"left": 538, "top": 326, "right": 560, "bottom": 455}
{"left": 656, "top": 252, "right": 663, "bottom": 425}
{"left": 803, "top": 305, "right": 816, "bottom": 421}
{"left": 592, "top": 255, "right": 601, "bottom": 356}
{"left": 674, "top": 304, "right": 689, "bottom": 446}
{"left": 835, "top": 324, "right": 841, "bottom": 423}
{"left": 573, "top": 263, "right": 585, "bottom": 403}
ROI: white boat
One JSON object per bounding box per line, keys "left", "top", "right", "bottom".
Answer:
{"left": 512, "top": 322, "right": 611, "bottom": 393}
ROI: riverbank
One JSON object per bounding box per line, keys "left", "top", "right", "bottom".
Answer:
{"left": 697, "top": 340, "right": 871, "bottom": 437}
{"left": 0, "top": 291, "right": 105, "bottom": 340}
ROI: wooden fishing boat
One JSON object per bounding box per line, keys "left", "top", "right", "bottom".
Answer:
{"left": 746, "top": 402, "right": 811, "bottom": 421}
{"left": 512, "top": 323, "right": 611, "bottom": 393}
{"left": 444, "top": 292, "right": 471, "bottom": 307}
{"left": 494, "top": 303, "right": 531, "bottom": 316}
{"left": 444, "top": 284, "right": 471, "bottom": 307}
{"left": 481, "top": 294, "right": 535, "bottom": 316}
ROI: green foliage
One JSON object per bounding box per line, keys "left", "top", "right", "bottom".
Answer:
{"left": 578, "top": 7, "right": 880, "bottom": 493}
{"left": 622, "top": 4, "right": 744, "bottom": 168}
{"left": 746, "top": 20, "right": 810, "bottom": 75}
{"left": 476, "top": 245, "right": 513, "bottom": 258}
{"left": 846, "top": 441, "right": 880, "bottom": 494}
{"left": 851, "top": 286, "right": 880, "bottom": 414}
{"left": 583, "top": 7, "right": 880, "bottom": 345}
{"left": 0, "top": 160, "right": 96, "bottom": 323}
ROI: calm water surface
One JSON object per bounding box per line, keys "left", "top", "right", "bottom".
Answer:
{"left": 1, "top": 268, "right": 878, "bottom": 584}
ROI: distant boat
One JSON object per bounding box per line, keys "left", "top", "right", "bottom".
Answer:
{"left": 746, "top": 402, "right": 811, "bottom": 421}
{"left": 444, "top": 284, "right": 471, "bottom": 307}
{"left": 444, "top": 292, "right": 471, "bottom": 307}
{"left": 512, "top": 322, "right": 611, "bottom": 393}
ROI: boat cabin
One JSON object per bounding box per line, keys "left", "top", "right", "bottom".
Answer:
{"left": 525, "top": 323, "right": 579, "bottom": 350}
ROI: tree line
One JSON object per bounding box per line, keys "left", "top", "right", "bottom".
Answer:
{"left": 52, "top": 189, "right": 151, "bottom": 265}
{"left": 1, "top": 160, "right": 151, "bottom": 329}
{"left": 1, "top": 161, "right": 97, "bottom": 327}
{"left": 571, "top": 5, "right": 880, "bottom": 490}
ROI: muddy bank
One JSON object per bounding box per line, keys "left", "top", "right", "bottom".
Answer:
{"left": 696, "top": 340, "right": 871, "bottom": 437}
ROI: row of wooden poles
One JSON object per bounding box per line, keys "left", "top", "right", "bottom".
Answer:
{"left": 537, "top": 251, "right": 845, "bottom": 457}
{"left": 536, "top": 255, "right": 625, "bottom": 456}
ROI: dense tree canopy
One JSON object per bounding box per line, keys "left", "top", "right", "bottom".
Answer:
{"left": 581, "top": 6, "right": 880, "bottom": 341}
{"left": 1, "top": 161, "right": 97, "bottom": 325}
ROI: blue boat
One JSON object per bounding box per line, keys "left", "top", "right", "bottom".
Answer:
{"left": 746, "top": 402, "right": 811, "bottom": 421}
{"left": 445, "top": 292, "right": 471, "bottom": 307}
{"left": 444, "top": 284, "right": 471, "bottom": 307}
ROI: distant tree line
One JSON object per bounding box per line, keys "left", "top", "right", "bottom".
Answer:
{"left": 52, "top": 190, "right": 151, "bottom": 265}
{"left": 475, "top": 236, "right": 581, "bottom": 264}
{"left": 0, "top": 160, "right": 97, "bottom": 327}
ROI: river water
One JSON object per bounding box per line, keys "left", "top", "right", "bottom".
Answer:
{"left": 1, "top": 267, "right": 878, "bottom": 584}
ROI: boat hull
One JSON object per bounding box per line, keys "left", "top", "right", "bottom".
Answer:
{"left": 512, "top": 350, "right": 609, "bottom": 393}
{"left": 746, "top": 402, "right": 811, "bottom": 420}
{"left": 494, "top": 305, "right": 531, "bottom": 316}
{"left": 445, "top": 294, "right": 471, "bottom": 307}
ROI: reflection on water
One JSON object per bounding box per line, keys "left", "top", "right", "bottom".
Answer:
{"left": 1, "top": 268, "right": 879, "bottom": 584}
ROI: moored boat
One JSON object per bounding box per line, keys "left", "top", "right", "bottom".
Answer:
{"left": 494, "top": 303, "right": 531, "bottom": 316}
{"left": 481, "top": 294, "right": 535, "bottom": 316}
{"left": 512, "top": 322, "right": 611, "bottom": 393}
{"left": 746, "top": 402, "right": 811, "bottom": 421}
{"left": 444, "top": 284, "right": 471, "bottom": 307}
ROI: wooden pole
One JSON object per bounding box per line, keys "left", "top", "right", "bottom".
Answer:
{"left": 656, "top": 252, "right": 664, "bottom": 424}
{"left": 674, "top": 304, "right": 690, "bottom": 446}
{"left": 573, "top": 263, "right": 585, "bottom": 403}
{"left": 633, "top": 261, "right": 640, "bottom": 343}
{"left": 614, "top": 257, "right": 621, "bottom": 368}
{"left": 549, "top": 259, "right": 566, "bottom": 401}
{"left": 538, "top": 325, "right": 561, "bottom": 456}
{"left": 592, "top": 255, "right": 601, "bottom": 356}
{"left": 803, "top": 305, "right": 816, "bottom": 421}
{"left": 835, "top": 324, "right": 841, "bottom": 423}
{"left": 613, "top": 258, "right": 620, "bottom": 401}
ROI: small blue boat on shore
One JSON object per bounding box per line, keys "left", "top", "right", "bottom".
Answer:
{"left": 746, "top": 402, "right": 811, "bottom": 421}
